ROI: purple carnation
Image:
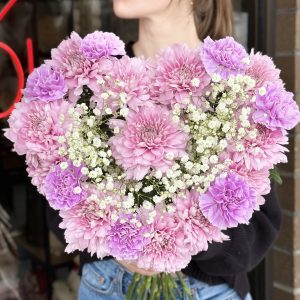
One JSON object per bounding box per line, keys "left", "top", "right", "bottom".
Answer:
{"left": 23, "top": 64, "right": 67, "bottom": 102}
{"left": 107, "top": 214, "right": 150, "bottom": 260}
{"left": 80, "top": 31, "right": 125, "bottom": 59}
{"left": 44, "top": 161, "right": 86, "bottom": 210}
{"left": 201, "top": 36, "right": 249, "bottom": 79}
{"left": 253, "top": 83, "right": 300, "bottom": 131}
{"left": 200, "top": 173, "right": 256, "bottom": 229}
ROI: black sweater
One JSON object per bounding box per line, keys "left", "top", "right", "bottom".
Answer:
{"left": 47, "top": 42, "right": 282, "bottom": 299}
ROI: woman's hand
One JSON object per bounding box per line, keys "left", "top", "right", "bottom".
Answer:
{"left": 116, "top": 260, "right": 160, "bottom": 276}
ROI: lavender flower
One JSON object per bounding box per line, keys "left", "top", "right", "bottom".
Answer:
{"left": 80, "top": 31, "right": 126, "bottom": 59}
{"left": 201, "top": 36, "right": 249, "bottom": 79}
{"left": 107, "top": 214, "right": 150, "bottom": 260}
{"left": 23, "top": 64, "right": 67, "bottom": 102}
{"left": 253, "top": 83, "right": 300, "bottom": 131}
{"left": 200, "top": 173, "right": 256, "bottom": 229}
{"left": 44, "top": 161, "right": 86, "bottom": 210}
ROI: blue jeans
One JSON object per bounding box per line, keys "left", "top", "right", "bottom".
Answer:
{"left": 78, "top": 259, "right": 252, "bottom": 300}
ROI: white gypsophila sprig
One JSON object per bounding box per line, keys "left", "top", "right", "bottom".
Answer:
{"left": 65, "top": 104, "right": 125, "bottom": 191}
{"left": 158, "top": 77, "right": 252, "bottom": 196}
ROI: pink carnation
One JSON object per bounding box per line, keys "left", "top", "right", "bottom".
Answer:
{"left": 246, "top": 51, "right": 282, "bottom": 88}
{"left": 80, "top": 31, "right": 125, "bottom": 59}
{"left": 23, "top": 64, "right": 67, "bottom": 103}
{"left": 229, "top": 163, "right": 271, "bottom": 207}
{"left": 109, "top": 105, "right": 188, "bottom": 180}
{"left": 225, "top": 125, "right": 288, "bottom": 170}
{"left": 200, "top": 173, "right": 256, "bottom": 229}
{"left": 44, "top": 162, "right": 87, "bottom": 210}
{"left": 26, "top": 153, "right": 62, "bottom": 195}
{"left": 202, "top": 36, "right": 249, "bottom": 79}
{"left": 153, "top": 44, "right": 210, "bottom": 108}
{"left": 4, "top": 99, "right": 74, "bottom": 156}
{"left": 59, "top": 190, "right": 119, "bottom": 258}
{"left": 48, "top": 32, "right": 114, "bottom": 102}
{"left": 253, "top": 83, "right": 300, "bottom": 131}
{"left": 174, "top": 190, "right": 228, "bottom": 255}
{"left": 136, "top": 211, "right": 191, "bottom": 273}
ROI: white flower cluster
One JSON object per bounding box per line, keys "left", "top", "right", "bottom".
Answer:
{"left": 96, "top": 77, "right": 130, "bottom": 118}
{"left": 60, "top": 104, "right": 118, "bottom": 187}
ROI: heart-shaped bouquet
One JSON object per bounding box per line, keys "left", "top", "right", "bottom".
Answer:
{"left": 4, "top": 31, "right": 300, "bottom": 299}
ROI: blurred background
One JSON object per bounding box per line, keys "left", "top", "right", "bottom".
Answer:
{"left": 0, "top": 0, "right": 299, "bottom": 299}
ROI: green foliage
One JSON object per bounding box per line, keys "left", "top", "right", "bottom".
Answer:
{"left": 269, "top": 168, "right": 283, "bottom": 185}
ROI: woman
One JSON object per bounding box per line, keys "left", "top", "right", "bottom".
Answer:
{"left": 47, "top": 1, "right": 281, "bottom": 299}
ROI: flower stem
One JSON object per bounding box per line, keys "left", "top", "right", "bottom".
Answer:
{"left": 125, "top": 272, "right": 192, "bottom": 300}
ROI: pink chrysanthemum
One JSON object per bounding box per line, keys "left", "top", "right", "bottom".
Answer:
{"left": 153, "top": 44, "right": 210, "bottom": 108}
{"left": 109, "top": 105, "right": 188, "bottom": 180}
{"left": 59, "top": 190, "right": 119, "bottom": 258}
{"left": 246, "top": 51, "right": 282, "bottom": 88}
{"left": 174, "top": 190, "right": 228, "bottom": 255}
{"left": 225, "top": 125, "right": 288, "bottom": 170}
{"left": 4, "top": 99, "right": 73, "bottom": 156}
{"left": 26, "top": 153, "right": 62, "bottom": 195}
{"left": 48, "top": 32, "right": 114, "bottom": 101}
{"left": 136, "top": 212, "right": 191, "bottom": 273}
{"left": 94, "top": 56, "right": 152, "bottom": 113}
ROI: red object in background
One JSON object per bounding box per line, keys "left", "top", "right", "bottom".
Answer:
{"left": 26, "top": 38, "right": 34, "bottom": 73}
{"left": 0, "top": 0, "right": 17, "bottom": 21}
{"left": 0, "top": 0, "right": 35, "bottom": 119}
{"left": 0, "top": 42, "right": 25, "bottom": 119}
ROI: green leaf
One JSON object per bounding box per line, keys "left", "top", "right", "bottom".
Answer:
{"left": 269, "top": 169, "right": 283, "bottom": 184}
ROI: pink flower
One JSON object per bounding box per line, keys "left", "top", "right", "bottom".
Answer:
{"left": 253, "top": 83, "right": 300, "bottom": 131}
{"left": 225, "top": 125, "right": 288, "bottom": 170}
{"left": 23, "top": 64, "right": 67, "bottom": 103}
{"left": 230, "top": 163, "right": 270, "bottom": 195}
{"left": 107, "top": 213, "right": 150, "bottom": 260}
{"left": 200, "top": 173, "right": 257, "bottom": 229}
{"left": 59, "top": 189, "right": 119, "bottom": 258}
{"left": 44, "top": 162, "right": 87, "bottom": 210}
{"left": 80, "top": 31, "right": 125, "bottom": 59}
{"left": 174, "top": 190, "right": 228, "bottom": 255}
{"left": 47, "top": 32, "right": 114, "bottom": 101}
{"left": 4, "top": 99, "right": 74, "bottom": 156}
{"left": 229, "top": 163, "right": 271, "bottom": 207}
{"left": 246, "top": 51, "right": 282, "bottom": 88}
{"left": 109, "top": 105, "right": 188, "bottom": 180}
{"left": 26, "top": 153, "right": 62, "bottom": 195}
{"left": 95, "top": 56, "right": 152, "bottom": 113}
{"left": 136, "top": 212, "right": 191, "bottom": 273}
{"left": 202, "top": 36, "right": 249, "bottom": 79}
{"left": 153, "top": 44, "right": 210, "bottom": 108}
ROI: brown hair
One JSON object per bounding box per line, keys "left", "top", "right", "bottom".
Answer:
{"left": 193, "top": 0, "right": 233, "bottom": 40}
